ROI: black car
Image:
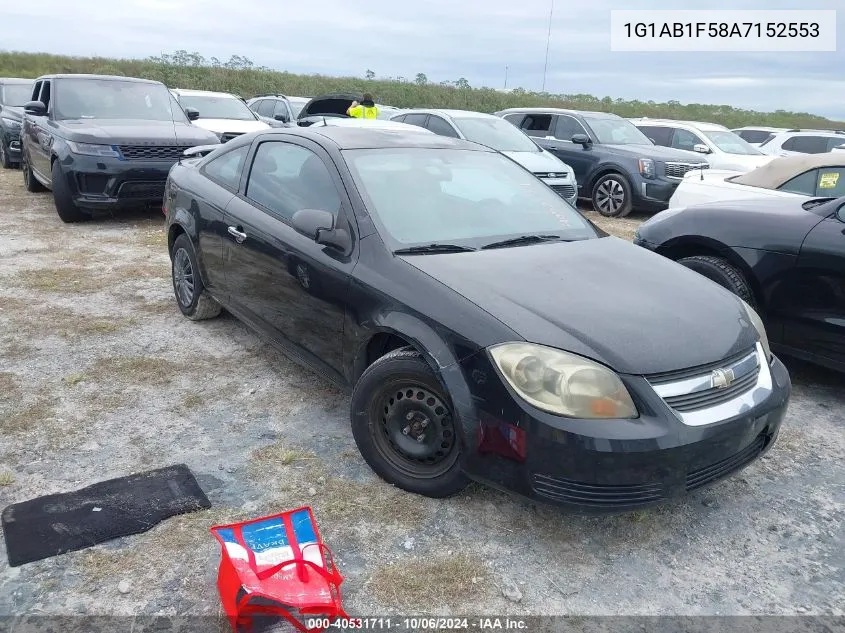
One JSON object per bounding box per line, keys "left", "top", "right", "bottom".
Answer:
{"left": 634, "top": 196, "right": 845, "bottom": 373}
{"left": 20, "top": 74, "right": 220, "bottom": 223}
{"left": 494, "top": 108, "right": 709, "bottom": 218}
{"left": 0, "top": 78, "right": 34, "bottom": 169}
{"left": 164, "top": 127, "right": 790, "bottom": 511}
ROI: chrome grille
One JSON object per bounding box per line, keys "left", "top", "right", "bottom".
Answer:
{"left": 118, "top": 145, "right": 192, "bottom": 161}
{"left": 550, "top": 184, "right": 577, "bottom": 199}
{"left": 665, "top": 162, "right": 709, "bottom": 179}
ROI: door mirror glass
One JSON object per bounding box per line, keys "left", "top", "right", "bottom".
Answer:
{"left": 274, "top": 113, "right": 289, "bottom": 122}
{"left": 24, "top": 100, "right": 46, "bottom": 116}
{"left": 571, "top": 133, "right": 591, "bottom": 146}
{"left": 184, "top": 107, "right": 200, "bottom": 121}
{"left": 693, "top": 143, "right": 711, "bottom": 154}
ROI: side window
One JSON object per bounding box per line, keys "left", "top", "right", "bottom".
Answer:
{"left": 554, "top": 115, "right": 587, "bottom": 141}
{"left": 783, "top": 136, "right": 829, "bottom": 154}
{"left": 257, "top": 100, "right": 275, "bottom": 117}
{"left": 826, "top": 137, "right": 845, "bottom": 152}
{"left": 638, "top": 125, "right": 673, "bottom": 146}
{"left": 203, "top": 145, "right": 249, "bottom": 192}
{"left": 672, "top": 128, "right": 704, "bottom": 151}
{"left": 31, "top": 81, "right": 42, "bottom": 103}
{"left": 520, "top": 114, "right": 553, "bottom": 136}
{"left": 816, "top": 168, "right": 845, "bottom": 196}
{"left": 402, "top": 114, "right": 429, "bottom": 128}
{"left": 245, "top": 142, "right": 341, "bottom": 221}
{"left": 39, "top": 81, "right": 52, "bottom": 111}
{"left": 502, "top": 113, "right": 524, "bottom": 126}
{"left": 778, "top": 169, "right": 818, "bottom": 195}
{"left": 273, "top": 100, "right": 291, "bottom": 120}
{"left": 426, "top": 116, "right": 459, "bottom": 138}
{"left": 391, "top": 114, "right": 406, "bottom": 123}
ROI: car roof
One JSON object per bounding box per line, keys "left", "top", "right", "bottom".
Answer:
{"left": 314, "top": 118, "right": 435, "bottom": 133}
{"left": 495, "top": 107, "right": 619, "bottom": 119}
{"left": 731, "top": 126, "right": 789, "bottom": 132}
{"left": 34, "top": 74, "right": 161, "bottom": 85}
{"left": 771, "top": 130, "right": 845, "bottom": 138}
{"left": 629, "top": 118, "right": 728, "bottom": 131}
{"left": 0, "top": 77, "right": 34, "bottom": 84}
{"left": 398, "top": 108, "right": 499, "bottom": 120}
{"left": 171, "top": 88, "right": 240, "bottom": 99}
{"left": 731, "top": 152, "right": 845, "bottom": 189}
{"left": 257, "top": 126, "right": 492, "bottom": 151}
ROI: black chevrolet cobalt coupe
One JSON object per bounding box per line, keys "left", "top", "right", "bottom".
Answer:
{"left": 164, "top": 127, "right": 791, "bottom": 511}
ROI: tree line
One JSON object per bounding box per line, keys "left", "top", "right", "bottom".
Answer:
{"left": 1, "top": 49, "right": 842, "bottom": 130}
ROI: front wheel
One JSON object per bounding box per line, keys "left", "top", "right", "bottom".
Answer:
{"left": 22, "top": 153, "right": 46, "bottom": 192}
{"left": 350, "top": 348, "right": 469, "bottom": 498}
{"left": 591, "top": 173, "right": 633, "bottom": 217}
{"left": 677, "top": 255, "right": 756, "bottom": 308}
{"left": 52, "top": 160, "right": 88, "bottom": 223}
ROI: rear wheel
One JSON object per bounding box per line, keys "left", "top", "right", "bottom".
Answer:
{"left": 51, "top": 160, "right": 88, "bottom": 223}
{"left": 22, "top": 152, "right": 45, "bottom": 192}
{"left": 171, "top": 234, "right": 222, "bottom": 321}
{"left": 677, "top": 255, "right": 756, "bottom": 308}
{"left": 591, "top": 173, "right": 633, "bottom": 217}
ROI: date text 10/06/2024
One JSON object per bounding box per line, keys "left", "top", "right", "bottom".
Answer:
{"left": 305, "top": 618, "right": 529, "bottom": 630}
{"left": 623, "top": 22, "right": 820, "bottom": 39}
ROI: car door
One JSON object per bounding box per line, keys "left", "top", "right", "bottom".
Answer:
{"left": 272, "top": 99, "right": 292, "bottom": 123}
{"left": 781, "top": 195, "right": 845, "bottom": 366}
{"left": 546, "top": 114, "right": 597, "bottom": 187}
{"left": 637, "top": 125, "right": 674, "bottom": 148}
{"left": 222, "top": 137, "right": 356, "bottom": 379}
{"left": 28, "top": 80, "right": 53, "bottom": 180}
{"left": 670, "top": 127, "right": 706, "bottom": 153}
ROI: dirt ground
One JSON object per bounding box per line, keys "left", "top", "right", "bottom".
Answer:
{"left": 0, "top": 164, "right": 843, "bottom": 622}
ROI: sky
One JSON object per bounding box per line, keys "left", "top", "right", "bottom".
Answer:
{"left": 2, "top": 0, "right": 844, "bottom": 119}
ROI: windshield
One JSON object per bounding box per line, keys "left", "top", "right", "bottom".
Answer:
{"left": 2, "top": 83, "right": 34, "bottom": 106}
{"left": 704, "top": 131, "right": 763, "bottom": 155}
{"left": 452, "top": 116, "right": 540, "bottom": 152}
{"left": 584, "top": 117, "right": 653, "bottom": 145}
{"left": 177, "top": 94, "right": 256, "bottom": 121}
{"left": 289, "top": 99, "right": 308, "bottom": 117}
{"left": 55, "top": 79, "right": 183, "bottom": 121}
{"left": 343, "top": 148, "right": 598, "bottom": 249}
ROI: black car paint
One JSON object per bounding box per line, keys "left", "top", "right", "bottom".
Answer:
{"left": 21, "top": 74, "right": 219, "bottom": 209}
{"left": 634, "top": 196, "right": 845, "bottom": 372}
{"left": 165, "top": 127, "right": 791, "bottom": 510}
{"left": 0, "top": 78, "right": 34, "bottom": 166}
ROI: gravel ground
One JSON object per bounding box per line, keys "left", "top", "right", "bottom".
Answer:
{"left": 0, "top": 165, "right": 843, "bottom": 621}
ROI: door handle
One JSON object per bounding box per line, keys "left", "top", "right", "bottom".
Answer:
{"left": 227, "top": 226, "right": 247, "bottom": 243}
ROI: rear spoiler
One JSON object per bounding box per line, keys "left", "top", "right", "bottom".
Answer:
{"left": 181, "top": 145, "right": 220, "bottom": 159}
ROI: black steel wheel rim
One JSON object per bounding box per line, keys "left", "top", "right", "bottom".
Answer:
{"left": 373, "top": 382, "right": 458, "bottom": 478}
{"left": 595, "top": 178, "right": 624, "bottom": 214}
{"left": 173, "top": 248, "right": 195, "bottom": 307}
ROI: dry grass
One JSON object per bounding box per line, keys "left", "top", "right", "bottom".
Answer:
{"left": 368, "top": 553, "right": 490, "bottom": 609}
{"left": 0, "top": 472, "right": 16, "bottom": 486}
{"left": 16, "top": 266, "right": 108, "bottom": 294}
{"left": 86, "top": 356, "right": 184, "bottom": 386}
{"left": 582, "top": 209, "right": 644, "bottom": 242}
{"left": 134, "top": 298, "right": 177, "bottom": 317}
{"left": 0, "top": 340, "right": 35, "bottom": 362}
{"left": 63, "top": 373, "right": 86, "bottom": 386}
{"left": 3, "top": 306, "right": 137, "bottom": 340}
{"left": 4, "top": 399, "right": 57, "bottom": 436}
{"left": 178, "top": 393, "right": 205, "bottom": 412}
{"left": 252, "top": 443, "right": 317, "bottom": 467}
{"left": 0, "top": 371, "right": 20, "bottom": 394}
{"left": 139, "top": 227, "right": 167, "bottom": 249}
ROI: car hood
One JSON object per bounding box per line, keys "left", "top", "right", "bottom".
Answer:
{"left": 190, "top": 118, "right": 270, "bottom": 134}
{"left": 1, "top": 106, "right": 23, "bottom": 121}
{"left": 298, "top": 93, "right": 358, "bottom": 119}
{"left": 601, "top": 143, "right": 708, "bottom": 162}
{"left": 502, "top": 150, "right": 574, "bottom": 175}
{"left": 716, "top": 154, "right": 776, "bottom": 171}
{"left": 55, "top": 119, "right": 220, "bottom": 146}
{"left": 400, "top": 236, "right": 758, "bottom": 375}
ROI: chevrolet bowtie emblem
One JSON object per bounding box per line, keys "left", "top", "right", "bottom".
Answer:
{"left": 711, "top": 368, "right": 735, "bottom": 389}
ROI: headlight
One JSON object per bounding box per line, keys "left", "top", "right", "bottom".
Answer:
{"left": 489, "top": 343, "right": 638, "bottom": 419}
{"left": 638, "top": 158, "right": 655, "bottom": 179}
{"left": 1, "top": 117, "right": 21, "bottom": 130}
{"left": 739, "top": 299, "right": 772, "bottom": 362}
{"left": 66, "top": 141, "right": 121, "bottom": 158}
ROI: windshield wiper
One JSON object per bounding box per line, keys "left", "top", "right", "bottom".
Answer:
{"left": 481, "top": 234, "right": 562, "bottom": 250}
{"left": 393, "top": 243, "right": 477, "bottom": 255}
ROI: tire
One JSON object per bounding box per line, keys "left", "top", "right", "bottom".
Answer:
{"left": 350, "top": 348, "right": 469, "bottom": 498}
{"left": 677, "top": 255, "right": 756, "bottom": 308}
{"left": 22, "top": 152, "right": 46, "bottom": 192}
{"left": 591, "top": 173, "right": 633, "bottom": 218}
{"left": 171, "top": 233, "right": 222, "bottom": 321}
{"left": 0, "top": 140, "right": 15, "bottom": 169}
{"left": 51, "top": 160, "right": 88, "bottom": 223}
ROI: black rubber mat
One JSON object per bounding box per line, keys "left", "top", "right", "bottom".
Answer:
{"left": 2, "top": 463, "right": 211, "bottom": 567}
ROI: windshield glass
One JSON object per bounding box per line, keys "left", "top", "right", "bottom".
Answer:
{"left": 452, "top": 116, "right": 540, "bottom": 152}
{"left": 584, "top": 116, "right": 653, "bottom": 145}
{"left": 177, "top": 94, "right": 256, "bottom": 120}
{"left": 704, "top": 131, "right": 763, "bottom": 155}
{"left": 55, "top": 79, "right": 183, "bottom": 121}
{"left": 288, "top": 99, "right": 308, "bottom": 117}
{"left": 2, "top": 83, "right": 34, "bottom": 106}
{"left": 344, "top": 148, "right": 598, "bottom": 248}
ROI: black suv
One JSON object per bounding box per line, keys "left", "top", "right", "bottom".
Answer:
{"left": 21, "top": 74, "right": 220, "bottom": 222}
{"left": 0, "top": 78, "right": 35, "bottom": 169}
{"left": 495, "top": 108, "right": 708, "bottom": 217}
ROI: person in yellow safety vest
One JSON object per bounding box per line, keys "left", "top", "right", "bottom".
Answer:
{"left": 347, "top": 94, "right": 379, "bottom": 119}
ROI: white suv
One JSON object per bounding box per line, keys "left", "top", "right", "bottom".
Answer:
{"left": 757, "top": 130, "right": 845, "bottom": 156}
{"left": 730, "top": 126, "right": 789, "bottom": 147}
{"left": 171, "top": 89, "right": 269, "bottom": 142}
{"left": 629, "top": 118, "right": 774, "bottom": 172}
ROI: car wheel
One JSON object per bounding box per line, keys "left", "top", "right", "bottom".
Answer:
{"left": 51, "top": 160, "right": 88, "bottom": 223}
{"left": 171, "top": 233, "right": 222, "bottom": 321}
{"left": 677, "top": 255, "right": 756, "bottom": 308}
{"left": 350, "top": 348, "right": 469, "bottom": 498}
{"left": 22, "top": 152, "right": 46, "bottom": 192}
{"left": 0, "top": 141, "right": 14, "bottom": 169}
{"left": 591, "top": 173, "right": 632, "bottom": 217}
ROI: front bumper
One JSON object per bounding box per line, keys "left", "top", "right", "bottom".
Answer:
{"left": 540, "top": 176, "right": 578, "bottom": 205}
{"left": 60, "top": 154, "right": 178, "bottom": 210}
{"left": 456, "top": 350, "right": 791, "bottom": 512}
{"left": 632, "top": 176, "right": 680, "bottom": 211}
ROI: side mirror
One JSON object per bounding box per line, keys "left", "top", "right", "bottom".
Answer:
{"left": 184, "top": 107, "right": 200, "bottom": 121}
{"left": 693, "top": 143, "right": 711, "bottom": 154}
{"left": 274, "top": 113, "right": 289, "bottom": 122}
{"left": 571, "top": 133, "right": 591, "bottom": 147}
{"left": 292, "top": 208, "right": 350, "bottom": 251}
{"left": 24, "top": 101, "right": 46, "bottom": 116}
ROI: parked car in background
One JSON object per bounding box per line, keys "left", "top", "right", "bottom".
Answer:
{"left": 757, "top": 129, "right": 845, "bottom": 156}
{"left": 171, "top": 88, "right": 270, "bottom": 142}
{"left": 21, "top": 74, "right": 219, "bottom": 223}
{"left": 668, "top": 153, "right": 845, "bottom": 208}
{"left": 295, "top": 93, "right": 401, "bottom": 126}
{"left": 164, "top": 126, "right": 789, "bottom": 509}
{"left": 286, "top": 96, "right": 311, "bottom": 118}
{"left": 393, "top": 108, "right": 578, "bottom": 205}
{"left": 833, "top": 144, "right": 845, "bottom": 153}
{"left": 246, "top": 94, "right": 297, "bottom": 126}
{"left": 495, "top": 107, "right": 708, "bottom": 217}
{"left": 731, "top": 126, "right": 789, "bottom": 147}
{"left": 630, "top": 118, "right": 774, "bottom": 172}
{"left": 0, "top": 77, "right": 34, "bottom": 168}
{"left": 635, "top": 195, "right": 845, "bottom": 373}
{"left": 310, "top": 118, "right": 434, "bottom": 134}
